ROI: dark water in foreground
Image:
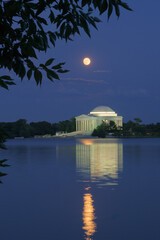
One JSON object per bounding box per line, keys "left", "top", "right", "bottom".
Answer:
{"left": 1, "top": 138, "right": 160, "bottom": 240}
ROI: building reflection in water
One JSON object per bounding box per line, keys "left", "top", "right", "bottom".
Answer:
{"left": 76, "top": 139, "right": 123, "bottom": 186}
{"left": 79, "top": 139, "right": 123, "bottom": 238}
{"left": 82, "top": 187, "right": 96, "bottom": 240}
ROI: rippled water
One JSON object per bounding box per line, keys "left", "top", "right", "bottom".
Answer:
{"left": 1, "top": 138, "right": 160, "bottom": 240}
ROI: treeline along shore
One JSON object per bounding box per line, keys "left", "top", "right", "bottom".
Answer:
{"left": 92, "top": 118, "right": 160, "bottom": 138}
{"left": 0, "top": 118, "right": 76, "bottom": 139}
{"left": 1, "top": 118, "right": 160, "bottom": 138}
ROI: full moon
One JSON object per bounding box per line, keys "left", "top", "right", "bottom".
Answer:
{"left": 83, "top": 57, "right": 91, "bottom": 66}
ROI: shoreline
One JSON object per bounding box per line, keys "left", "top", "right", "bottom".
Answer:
{"left": 9, "top": 135, "right": 160, "bottom": 140}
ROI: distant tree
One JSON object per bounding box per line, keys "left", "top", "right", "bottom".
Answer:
{"left": 55, "top": 117, "right": 76, "bottom": 133}
{"left": 109, "top": 120, "right": 117, "bottom": 130}
{"left": 92, "top": 120, "right": 123, "bottom": 137}
{"left": 109, "top": 121, "right": 123, "bottom": 136}
{"left": 0, "top": 0, "right": 132, "bottom": 89}
{"left": 70, "top": 117, "right": 76, "bottom": 132}
{"left": 0, "top": 119, "right": 31, "bottom": 138}
{"left": 30, "top": 121, "right": 53, "bottom": 136}
{"left": 134, "top": 118, "right": 142, "bottom": 124}
{"left": 92, "top": 122, "right": 106, "bottom": 138}
{"left": 123, "top": 119, "right": 147, "bottom": 136}
{"left": 0, "top": 117, "right": 76, "bottom": 139}
{"left": 123, "top": 120, "right": 135, "bottom": 136}
{"left": 52, "top": 123, "right": 59, "bottom": 135}
{"left": 13, "top": 119, "right": 29, "bottom": 137}
{"left": 92, "top": 121, "right": 109, "bottom": 138}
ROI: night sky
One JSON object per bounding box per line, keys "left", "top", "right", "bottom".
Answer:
{"left": 1, "top": 1, "right": 160, "bottom": 124}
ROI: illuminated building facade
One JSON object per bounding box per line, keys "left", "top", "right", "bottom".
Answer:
{"left": 75, "top": 106, "right": 123, "bottom": 134}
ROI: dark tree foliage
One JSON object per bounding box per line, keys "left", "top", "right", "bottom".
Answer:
{"left": 0, "top": 127, "right": 9, "bottom": 183}
{"left": 0, "top": 0, "right": 132, "bottom": 89}
{"left": 2, "top": 118, "right": 160, "bottom": 139}
{"left": 92, "top": 121, "right": 119, "bottom": 138}
{"left": 54, "top": 117, "right": 76, "bottom": 132}
{"left": 0, "top": 159, "right": 10, "bottom": 184}
{"left": 0, "top": 117, "right": 76, "bottom": 138}
{"left": 92, "top": 122, "right": 107, "bottom": 138}
{"left": 30, "top": 121, "right": 54, "bottom": 136}
{"left": 0, "top": 119, "right": 30, "bottom": 138}
{"left": 123, "top": 120, "right": 160, "bottom": 137}
{"left": 92, "top": 119, "right": 160, "bottom": 138}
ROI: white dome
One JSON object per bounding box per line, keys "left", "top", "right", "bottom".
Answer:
{"left": 90, "top": 106, "right": 117, "bottom": 117}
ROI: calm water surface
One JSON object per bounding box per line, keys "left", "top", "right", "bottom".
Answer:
{"left": 1, "top": 138, "right": 160, "bottom": 240}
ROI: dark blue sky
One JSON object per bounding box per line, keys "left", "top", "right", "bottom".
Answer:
{"left": 1, "top": 1, "right": 160, "bottom": 123}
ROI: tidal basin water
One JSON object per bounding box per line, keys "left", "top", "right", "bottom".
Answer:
{"left": 1, "top": 138, "right": 160, "bottom": 240}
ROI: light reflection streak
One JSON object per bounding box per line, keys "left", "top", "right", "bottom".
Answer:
{"left": 82, "top": 188, "right": 96, "bottom": 240}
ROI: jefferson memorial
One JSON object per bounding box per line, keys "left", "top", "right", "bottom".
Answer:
{"left": 75, "top": 106, "right": 123, "bottom": 134}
